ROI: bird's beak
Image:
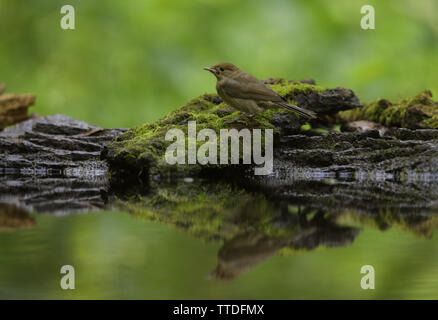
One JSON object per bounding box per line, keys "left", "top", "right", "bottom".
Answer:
{"left": 203, "top": 66, "right": 216, "bottom": 74}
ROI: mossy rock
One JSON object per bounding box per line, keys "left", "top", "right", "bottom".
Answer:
{"left": 339, "top": 90, "right": 438, "bottom": 129}
{"left": 117, "top": 180, "right": 298, "bottom": 241}
{"left": 104, "top": 80, "right": 335, "bottom": 178}
{"left": 265, "top": 78, "right": 362, "bottom": 115}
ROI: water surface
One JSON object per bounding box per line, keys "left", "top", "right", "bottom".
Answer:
{"left": 1, "top": 174, "right": 438, "bottom": 299}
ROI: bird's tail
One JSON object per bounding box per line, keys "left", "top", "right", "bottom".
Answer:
{"left": 276, "top": 102, "right": 316, "bottom": 119}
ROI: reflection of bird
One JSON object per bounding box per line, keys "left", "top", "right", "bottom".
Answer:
{"left": 204, "top": 62, "right": 316, "bottom": 119}
{"left": 210, "top": 233, "right": 290, "bottom": 280}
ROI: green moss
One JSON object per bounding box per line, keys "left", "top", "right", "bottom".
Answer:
{"left": 268, "top": 82, "right": 325, "bottom": 100}
{"left": 117, "top": 180, "right": 298, "bottom": 241}
{"left": 339, "top": 90, "right": 438, "bottom": 129}
{"left": 105, "top": 80, "right": 322, "bottom": 176}
{"left": 423, "top": 117, "right": 438, "bottom": 128}
{"left": 338, "top": 209, "right": 438, "bottom": 238}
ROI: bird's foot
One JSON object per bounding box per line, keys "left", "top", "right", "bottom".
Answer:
{"left": 224, "top": 115, "right": 248, "bottom": 125}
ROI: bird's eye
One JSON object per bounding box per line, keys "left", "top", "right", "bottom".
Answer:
{"left": 219, "top": 67, "right": 224, "bottom": 72}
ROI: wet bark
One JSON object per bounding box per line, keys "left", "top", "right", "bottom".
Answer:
{"left": 0, "top": 114, "right": 125, "bottom": 174}
{"left": 2, "top": 84, "right": 438, "bottom": 282}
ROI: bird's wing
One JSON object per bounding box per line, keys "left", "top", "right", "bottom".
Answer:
{"left": 221, "top": 72, "right": 285, "bottom": 102}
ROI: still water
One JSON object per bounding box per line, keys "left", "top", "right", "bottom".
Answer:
{"left": 1, "top": 175, "right": 438, "bottom": 299}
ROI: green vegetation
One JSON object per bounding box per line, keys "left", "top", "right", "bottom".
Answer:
{"left": 340, "top": 91, "right": 438, "bottom": 129}
{"left": 1, "top": 0, "right": 437, "bottom": 128}
{"left": 1, "top": 0, "right": 438, "bottom": 300}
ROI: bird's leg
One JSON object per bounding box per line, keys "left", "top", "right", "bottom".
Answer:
{"left": 246, "top": 113, "right": 260, "bottom": 125}
{"left": 224, "top": 113, "right": 249, "bottom": 125}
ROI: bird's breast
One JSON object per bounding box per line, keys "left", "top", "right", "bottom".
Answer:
{"left": 216, "top": 82, "right": 233, "bottom": 105}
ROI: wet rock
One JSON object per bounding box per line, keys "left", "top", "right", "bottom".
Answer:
{"left": 265, "top": 127, "right": 438, "bottom": 176}
{"left": 0, "top": 175, "right": 110, "bottom": 215}
{"left": 395, "top": 128, "right": 438, "bottom": 141}
{"left": 0, "top": 115, "right": 126, "bottom": 215}
{"left": 0, "top": 114, "right": 126, "bottom": 174}
{"left": 294, "top": 87, "right": 362, "bottom": 115}
{"left": 342, "top": 120, "right": 386, "bottom": 134}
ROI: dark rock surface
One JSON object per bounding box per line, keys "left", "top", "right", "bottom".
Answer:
{"left": 0, "top": 114, "right": 125, "bottom": 215}
{"left": 295, "top": 87, "right": 362, "bottom": 115}
{"left": 0, "top": 114, "right": 126, "bottom": 175}
{"left": 272, "top": 128, "right": 438, "bottom": 174}
{"left": 1, "top": 111, "right": 438, "bottom": 279}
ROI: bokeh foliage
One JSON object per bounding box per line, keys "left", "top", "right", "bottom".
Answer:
{"left": 0, "top": 0, "right": 437, "bottom": 128}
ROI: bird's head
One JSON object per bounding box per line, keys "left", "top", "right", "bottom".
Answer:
{"left": 203, "top": 62, "right": 239, "bottom": 80}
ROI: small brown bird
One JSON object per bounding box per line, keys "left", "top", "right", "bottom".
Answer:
{"left": 203, "top": 62, "right": 316, "bottom": 119}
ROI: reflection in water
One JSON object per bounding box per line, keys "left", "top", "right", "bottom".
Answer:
{"left": 2, "top": 171, "right": 438, "bottom": 281}
{"left": 0, "top": 171, "right": 109, "bottom": 230}
{"left": 0, "top": 203, "right": 35, "bottom": 231}
{"left": 213, "top": 233, "right": 295, "bottom": 280}
{"left": 212, "top": 208, "right": 360, "bottom": 280}
{"left": 115, "top": 178, "right": 438, "bottom": 280}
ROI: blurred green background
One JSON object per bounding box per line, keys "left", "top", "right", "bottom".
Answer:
{"left": 1, "top": 0, "right": 437, "bottom": 128}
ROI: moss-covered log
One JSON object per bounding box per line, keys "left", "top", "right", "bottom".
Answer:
{"left": 102, "top": 80, "right": 363, "bottom": 180}
{"left": 0, "top": 114, "right": 125, "bottom": 174}
{"left": 102, "top": 81, "right": 438, "bottom": 183}
{"left": 2, "top": 87, "right": 438, "bottom": 278}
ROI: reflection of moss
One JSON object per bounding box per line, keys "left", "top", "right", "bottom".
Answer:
{"left": 0, "top": 204, "right": 35, "bottom": 231}
{"left": 336, "top": 209, "right": 438, "bottom": 238}
{"left": 277, "top": 246, "right": 308, "bottom": 256}
{"left": 339, "top": 91, "right": 438, "bottom": 129}
{"left": 105, "top": 80, "right": 324, "bottom": 176}
{"left": 117, "top": 180, "right": 298, "bottom": 241}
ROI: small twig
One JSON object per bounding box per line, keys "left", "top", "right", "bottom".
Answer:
{"left": 81, "top": 127, "right": 104, "bottom": 136}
